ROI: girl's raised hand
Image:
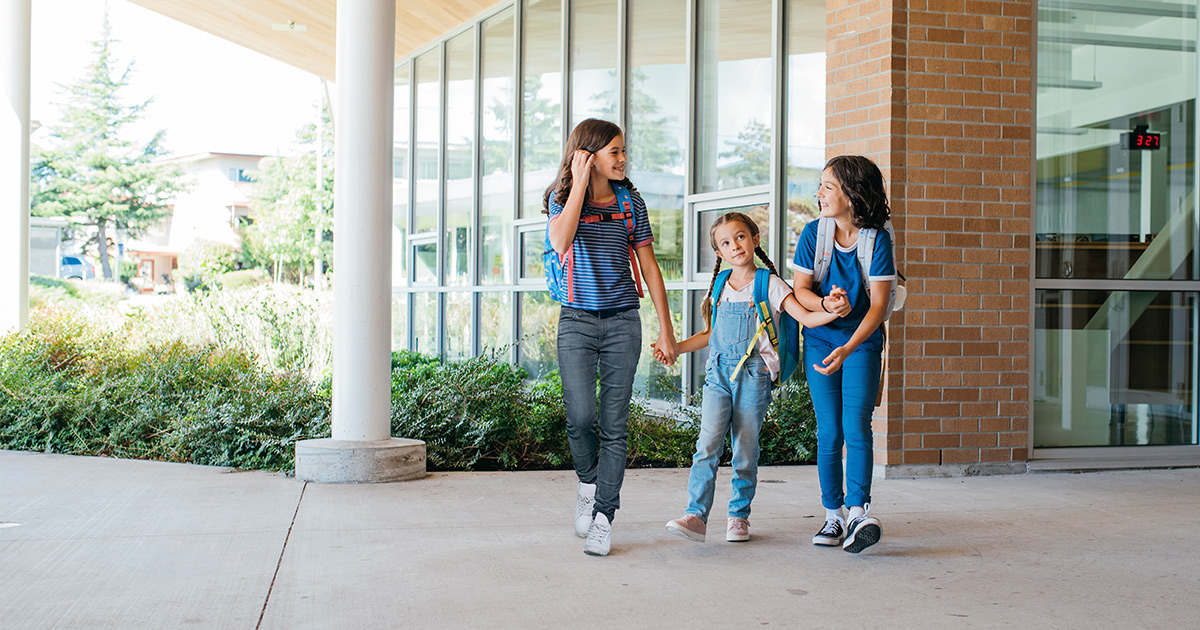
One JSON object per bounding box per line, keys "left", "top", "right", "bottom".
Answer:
{"left": 825, "top": 284, "right": 852, "bottom": 317}
{"left": 570, "top": 150, "right": 594, "bottom": 188}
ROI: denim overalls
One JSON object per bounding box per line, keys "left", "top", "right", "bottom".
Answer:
{"left": 685, "top": 297, "right": 774, "bottom": 521}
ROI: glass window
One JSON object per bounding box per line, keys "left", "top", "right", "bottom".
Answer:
{"left": 520, "top": 229, "right": 546, "bottom": 281}
{"left": 444, "top": 292, "right": 473, "bottom": 361}
{"left": 445, "top": 31, "right": 475, "bottom": 287}
{"left": 696, "top": 203, "right": 771, "bottom": 276}
{"left": 391, "top": 291, "right": 409, "bottom": 351}
{"left": 695, "top": 0, "right": 773, "bottom": 193}
{"left": 414, "top": 49, "right": 441, "bottom": 234}
{"left": 518, "top": 291, "right": 559, "bottom": 379}
{"left": 414, "top": 241, "right": 437, "bottom": 285}
{"left": 481, "top": 292, "right": 513, "bottom": 353}
{"left": 522, "top": 0, "right": 563, "bottom": 218}
{"left": 1037, "top": 3, "right": 1197, "bottom": 280}
{"left": 570, "top": 0, "right": 619, "bottom": 130}
{"left": 393, "top": 63, "right": 410, "bottom": 288}
{"left": 1034, "top": 290, "right": 1196, "bottom": 447}
{"left": 785, "top": 0, "right": 826, "bottom": 279}
{"left": 482, "top": 9, "right": 516, "bottom": 285}
{"left": 689, "top": 289, "right": 711, "bottom": 395}
{"left": 413, "top": 291, "right": 438, "bottom": 355}
{"left": 629, "top": 0, "right": 687, "bottom": 282}
{"left": 635, "top": 290, "right": 683, "bottom": 399}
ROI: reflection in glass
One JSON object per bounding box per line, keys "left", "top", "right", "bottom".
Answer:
{"left": 696, "top": 0, "right": 773, "bottom": 192}
{"left": 393, "top": 64, "right": 411, "bottom": 287}
{"left": 444, "top": 292, "right": 472, "bottom": 360}
{"left": 446, "top": 31, "right": 474, "bottom": 287}
{"left": 519, "top": 291, "right": 560, "bottom": 379}
{"left": 414, "top": 50, "right": 441, "bottom": 234}
{"left": 482, "top": 9, "right": 516, "bottom": 285}
{"left": 521, "top": 229, "right": 546, "bottom": 280}
{"left": 481, "top": 292, "right": 512, "bottom": 353}
{"left": 696, "top": 204, "right": 771, "bottom": 275}
{"left": 635, "top": 290, "right": 683, "bottom": 399}
{"left": 689, "top": 289, "right": 710, "bottom": 395}
{"left": 414, "top": 241, "right": 437, "bottom": 285}
{"left": 630, "top": 0, "right": 686, "bottom": 281}
{"left": 391, "top": 291, "right": 409, "bottom": 351}
{"left": 571, "top": 0, "right": 619, "bottom": 130}
{"left": 413, "top": 291, "right": 438, "bottom": 355}
{"left": 522, "top": 0, "right": 563, "bottom": 218}
{"left": 1034, "top": 290, "right": 1196, "bottom": 447}
{"left": 1036, "top": 3, "right": 1197, "bottom": 280}
{"left": 785, "top": 0, "right": 826, "bottom": 279}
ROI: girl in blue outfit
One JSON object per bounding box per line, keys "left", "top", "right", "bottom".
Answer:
{"left": 545, "top": 118, "right": 679, "bottom": 557}
{"left": 657, "top": 212, "right": 844, "bottom": 543}
{"left": 790, "top": 155, "right": 895, "bottom": 554}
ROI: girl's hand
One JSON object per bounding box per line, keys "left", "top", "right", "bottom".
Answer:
{"left": 824, "top": 284, "right": 852, "bottom": 317}
{"left": 654, "top": 333, "right": 679, "bottom": 367}
{"left": 570, "top": 150, "right": 594, "bottom": 189}
{"left": 814, "top": 345, "right": 850, "bottom": 375}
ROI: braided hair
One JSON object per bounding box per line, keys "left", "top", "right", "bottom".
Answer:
{"left": 699, "top": 212, "right": 781, "bottom": 333}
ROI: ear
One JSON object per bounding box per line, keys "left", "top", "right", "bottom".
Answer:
{"left": 752, "top": 232, "right": 761, "bottom": 248}
{"left": 714, "top": 249, "right": 725, "bottom": 262}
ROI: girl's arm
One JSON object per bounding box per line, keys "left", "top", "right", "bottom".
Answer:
{"left": 813, "top": 279, "right": 889, "bottom": 375}
{"left": 548, "top": 151, "right": 594, "bottom": 255}
{"left": 780, "top": 293, "right": 838, "bottom": 327}
{"left": 793, "top": 271, "right": 852, "bottom": 318}
{"left": 673, "top": 330, "right": 710, "bottom": 355}
{"left": 635, "top": 244, "right": 679, "bottom": 365}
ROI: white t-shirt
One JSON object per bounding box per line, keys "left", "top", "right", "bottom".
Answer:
{"left": 718, "top": 274, "right": 793, "bottom": 380}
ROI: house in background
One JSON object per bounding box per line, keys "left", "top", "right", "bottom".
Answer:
{"left": 125, "top": 151, "right": 263, "bottom": 290}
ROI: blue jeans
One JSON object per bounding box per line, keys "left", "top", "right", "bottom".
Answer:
{"left": 557, "top": 307, "right": 641, "bottom": 523}
{"left": 804, "top": 336, "right": 881, "bottom": 510}
{"left": 685, "top": 300, "right": 773, "bottom": 521}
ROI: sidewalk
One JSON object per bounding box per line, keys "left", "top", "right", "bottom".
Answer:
{"left": 1, "top": 450, "right": 1197, "bottom": 629}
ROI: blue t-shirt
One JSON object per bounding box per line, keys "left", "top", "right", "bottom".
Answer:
{"left": 547, "top": 186, "right": 655, "bottom": 311}
{"left": 789, "top": 220, "right": 895, "bottom": 352}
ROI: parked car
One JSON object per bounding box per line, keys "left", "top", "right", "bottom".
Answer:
{"left": 60, "top": 255, "right": 96, "bottom": 280}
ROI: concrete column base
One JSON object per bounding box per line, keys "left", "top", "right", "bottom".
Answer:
{"left": 878, "top": 462, "right": 1028, "bottom": 479}
{"left": 295, "top": 438, "right": 426, "bottom": 483}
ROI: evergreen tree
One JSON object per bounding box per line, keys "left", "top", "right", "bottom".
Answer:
{"left": 31, "top": 16, "right": 186, "bottom": 281}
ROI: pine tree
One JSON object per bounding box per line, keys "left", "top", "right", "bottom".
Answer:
{"left": 31, "top": 15, "right": 186, "bottom": 280}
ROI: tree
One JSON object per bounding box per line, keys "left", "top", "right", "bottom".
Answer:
{"left": 31, "top": 16, "right": 187, "bottom": 281}
{"left": 243, "top": 104, "right": 334, "bottom": 285}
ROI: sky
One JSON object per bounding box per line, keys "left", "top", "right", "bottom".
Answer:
{"left": 31, "top": 0, "right": 321, "bottom": 158}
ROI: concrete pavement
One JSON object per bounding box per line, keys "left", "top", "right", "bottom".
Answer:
{"left": 1, "top": 450, "right": 1197, "bottom": 629}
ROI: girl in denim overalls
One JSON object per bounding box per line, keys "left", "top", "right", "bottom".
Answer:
{"left": 655, "top": 213, "right": 843, "bottom": 543}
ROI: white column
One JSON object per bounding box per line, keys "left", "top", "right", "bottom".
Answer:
{"left": 295, "top": 0, "right": 425, "bottom": 482}
{"left": 2, "top": 0, "right": 32, "bottom": 334}
{"left": 332, "top": 0, "right": 396, "bottom": 442}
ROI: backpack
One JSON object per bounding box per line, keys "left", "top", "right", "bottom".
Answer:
{"left": 543, "top": 182, "right": 644, "bottom": 303}
{"left": 812, "top": 217, "right": 906, "bottom": 319}
{"left": 712, "top": 268, "right": 801, "bottom": 389}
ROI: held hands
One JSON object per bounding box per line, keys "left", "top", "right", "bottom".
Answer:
{"left": 570, "top": 150, "right": 594, "bottom": 189}
{"left": 823, "top": 285, "right": 851, "bottom": 318}
{"left": 651, "top": 334, "right": 679, "bottom": 367}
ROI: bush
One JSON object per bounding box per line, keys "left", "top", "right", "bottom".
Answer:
{"left": 216, "top": 268, "right": 270, "bottom": 291}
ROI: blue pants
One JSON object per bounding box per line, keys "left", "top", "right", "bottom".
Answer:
{"left": 685, "top": 300, "right": 772, "bottom": 521}
{"left": 557, "top": 307, "right": 641, "bottom": 522}
{"left": 804, "top": 336, "right": 881, "bottom": 510}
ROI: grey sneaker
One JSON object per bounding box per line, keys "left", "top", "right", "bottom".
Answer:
{"left": 726, "top": 517, "right": 750, "bottom": 542}
{"left": 583, "top": 513, "right": 612, "bottom": 556}
{"left": 843, "top": 505, "right": 881, "bottom": 553}
{"left": 813, "top": 518, "right": 845, "bottom": 546}
{"left": 574, "top": 482, "right": 596, "bottom": 538}
{"left": 665, "top": 514, "right": 707, "bottom": 542}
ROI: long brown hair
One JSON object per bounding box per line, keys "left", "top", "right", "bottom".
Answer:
{"left": 542, "top": 118, "right": 635, "bottom": 214}
{"left": 824, "top": 155, "right": 890, "bottom": 230}
{"left": 699, "top": 212, "right": 779, "bottom": 333}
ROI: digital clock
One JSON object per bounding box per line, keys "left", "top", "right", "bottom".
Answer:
{"left": 1121, "top": 125, "right": 1162, "bottom": 151}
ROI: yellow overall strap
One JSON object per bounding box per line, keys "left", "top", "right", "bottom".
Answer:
{"left": 731, "top": 318, "right": 768, "bottom": 381}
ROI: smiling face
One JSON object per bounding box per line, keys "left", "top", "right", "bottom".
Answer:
{"left": 590, "top": 134, "right": 627, "bottom": 181}
{"left": 817, "top": 167, "right": 853, "bottom": 220}
{"left": 711, "top": 219, "right": 760, "bottom": 268}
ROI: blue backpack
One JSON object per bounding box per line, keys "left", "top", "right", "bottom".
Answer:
{"left": 543, "top": 182, "right": 643, "bottom": 303}
{"left": 711, "top": 267, "right": 801, "bottom": 389}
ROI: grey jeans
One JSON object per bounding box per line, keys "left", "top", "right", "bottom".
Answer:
{"left": 557, "top": 307, "right": 642, "bottom": 522}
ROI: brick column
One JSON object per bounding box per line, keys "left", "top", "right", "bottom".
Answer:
{"left": 825, "top": 0, "right": 1033, "bottom": 476}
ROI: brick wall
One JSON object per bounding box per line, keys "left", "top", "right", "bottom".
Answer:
{"left": 825, "top": 0, "right": 1033, "bottom": 474}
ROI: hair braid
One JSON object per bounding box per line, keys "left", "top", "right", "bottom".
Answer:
{"left": 701, "top": 258, "right": 723, "bottom": 333}
{"left": 754, "top": 246, "right": 778, "bottom": 277}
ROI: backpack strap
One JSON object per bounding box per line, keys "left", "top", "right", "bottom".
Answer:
{"left": 857, "top": 227, "right": 877, "bottom": 298}
{"left": 710, "top": 268, "right": 733, "bottom": 316}
{"left": 813, "top": 217, "right": 835, "bottom": 286}
{"left": 732, "top": 268, "right": 772, "bottom": 382}
{"left": 612, "top": 182, "right": 644, "bottom": 298}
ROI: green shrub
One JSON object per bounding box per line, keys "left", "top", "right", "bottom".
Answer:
{"left": 216, "top": 268, "right": 270, "bottom": 291}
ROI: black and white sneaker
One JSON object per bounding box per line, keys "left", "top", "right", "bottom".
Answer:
{"left": 812, "top": 518, "right": 845, "bottom": 546}
{"left": 842, "top": 505, "right": 881, "bottom": 554}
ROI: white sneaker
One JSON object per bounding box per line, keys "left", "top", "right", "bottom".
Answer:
{"left": 843, "top": 504, "right": 881, "bottom": 554}
{"left": 812, "top": 517, "right": 845, "bottom": 546}
{"left": 574, "top": 482, "right": 596, "bottom": 538}
{"left": 583, "top": 513, "right": 612, "bottom": 556}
